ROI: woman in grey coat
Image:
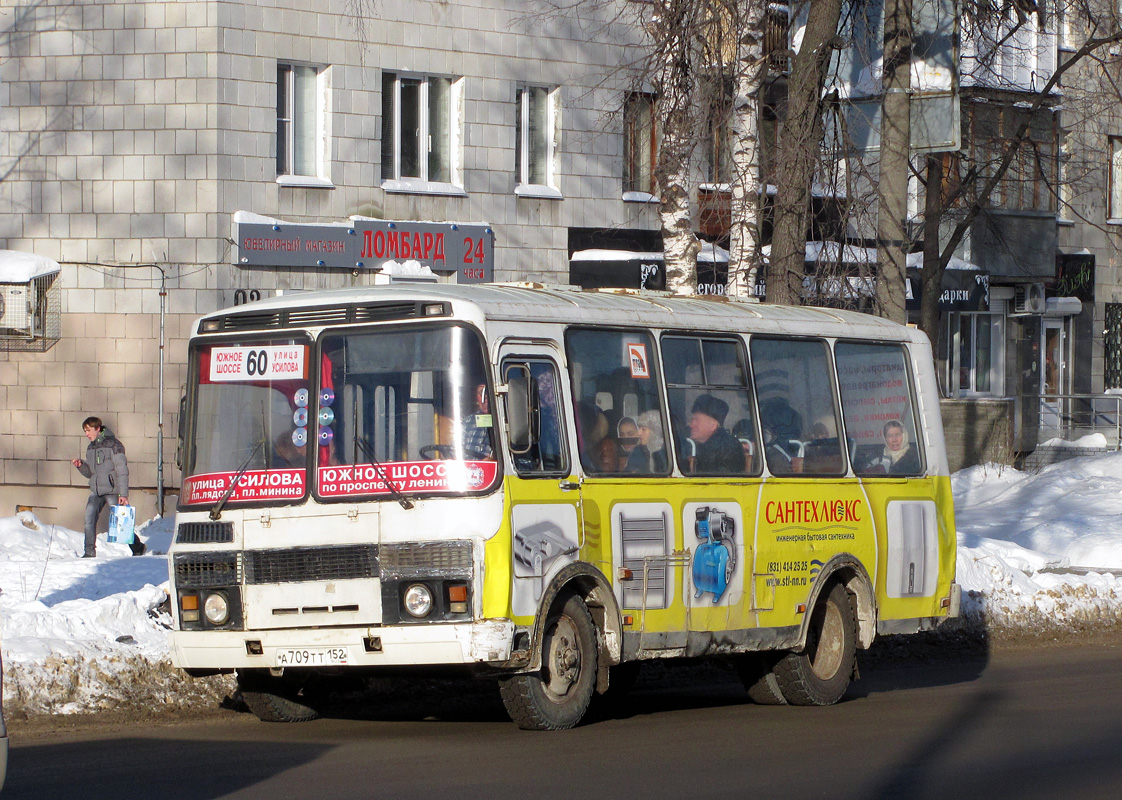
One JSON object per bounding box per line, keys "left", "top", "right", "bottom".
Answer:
{"left": 71, "top": 416, "right": 145, "bottom": 557}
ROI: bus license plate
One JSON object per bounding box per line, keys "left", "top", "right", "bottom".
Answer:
{"left": 275, "top": 647, "right": 350, "bottom": 667}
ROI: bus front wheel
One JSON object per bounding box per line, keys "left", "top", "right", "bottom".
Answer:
{"left": 774, "top": 582, "right": 856, "bottom": 706}
{"left": 499, "top": 593, "right": 598, "bottom": 730}
{"left": 237, "top": 669, "right": 322, "bottom": 723}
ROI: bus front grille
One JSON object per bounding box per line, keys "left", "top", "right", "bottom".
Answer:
{"left": 174, "top": 552, "right": 242, "bottom": 588}
{"left": 244, "top": 544, "right": 379, "bottom": 584}
{"left": 176, "top": 521, "right": 234, "bottom": 544}
{"left": 379, "top": 541, "right": 472, "bottom": 577}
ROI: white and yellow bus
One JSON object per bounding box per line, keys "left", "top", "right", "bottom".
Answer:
{"left": 170, "top": 283, "right": 959, "bottom": 729}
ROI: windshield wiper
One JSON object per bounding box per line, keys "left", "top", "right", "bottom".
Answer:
{"left": 210, "top": 439, "right": 264, "bottom": 520}
{"left": 355, "top": 435, "right": 414, "bottom": 510}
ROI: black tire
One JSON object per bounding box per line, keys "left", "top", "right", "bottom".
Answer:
{"left": 237, "top": 670, "right": 321, "bottom": 723}
{"left": 735, "top": 653, "right": 787, "bottom": 705}
{"left": 499, "top": 593, "right": 598, "bottom": 730}
{"left": 774, "top": 582, "right": 856, "bottom": 706}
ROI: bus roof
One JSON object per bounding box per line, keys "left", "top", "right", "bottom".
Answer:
{"left": 197, "top": 283, "right": 923, "bottom": 343}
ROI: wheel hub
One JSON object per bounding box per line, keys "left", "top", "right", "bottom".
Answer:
{"left": 544, "top": 617, "right": 582, "bottom": 698}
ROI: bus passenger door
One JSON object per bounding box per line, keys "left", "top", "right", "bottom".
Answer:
{"left": 498, "top": 346, "right": 583, "bottom": 625}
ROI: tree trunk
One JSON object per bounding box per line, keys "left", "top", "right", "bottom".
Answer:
{"left": 767, "top": 0, "right": 844, "bottom": 306}
{"left": 920, "top": 153, "right": 944, "bottom": 343}
{"left": 876, "top": 0, "right": 912, "bottom": 324}
{"left": 652, "top": 4, "right": 701, "bottom": 295}
{"left": 727, "top": 1, "right": 765, "bottom": 298}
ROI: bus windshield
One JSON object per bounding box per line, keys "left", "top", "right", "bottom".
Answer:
{"left": 182, "top": 337, "right": 312, "bottom": 507}
{"left": 316, "top": 323, "right": 499, "bottom": 499}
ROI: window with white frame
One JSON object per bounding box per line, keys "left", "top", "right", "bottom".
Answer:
{"left": 381, "top": 72, "right": 462, "bottom": 190}
{"left": 623, "top": 92, "right": 658, "bottom": 197}
{"left": 276, "top": 64, "right": 325, "bottom": 182}
{"left": 515, "top": 85, "right": 560, "bottom": 195}
{"left": 1109, "top": 136, "right": 1122, "bottom": 221}
{"left": 952, "top": 308, "right": 1005, "bottom": 396}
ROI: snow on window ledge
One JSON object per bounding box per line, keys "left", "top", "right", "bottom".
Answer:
{"left": 276, "top": 175, "right": 335, "bottom": 189}
{"left": 381, "top": 179, "right": 468, "bottom": 198}
{"left": 623, "top": 191, "right": 659, "bottom": 204}
{"left": 515, "top": 184, "right": 563, "bottom": 200}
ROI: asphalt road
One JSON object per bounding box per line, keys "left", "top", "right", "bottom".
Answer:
{"left": 6, "top": 641, "right": 1122, "bottom": 800}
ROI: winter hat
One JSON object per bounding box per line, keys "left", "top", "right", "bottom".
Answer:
{"left": 691, "top": 394, "right": 729, "bottom": 426}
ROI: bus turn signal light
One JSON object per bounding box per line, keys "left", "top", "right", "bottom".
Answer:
{"left": 448, "top": 584, "right": 468, "bottom": 614}
{"left": 180, "top": 593, "right": 200, "bottom": 623}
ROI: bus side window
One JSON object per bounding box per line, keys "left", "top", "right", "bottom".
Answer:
{"left": 835, "top": 342, "right": 925, "bottom": 476}
{"left": 505, "top": 359, "right": 569, "bottom": 475}
{"left": 750, "top": 337, "right": 845, "bottom": 476}
{"left": 565, "top": 329, "right": 668, "bottom": 476}
{"left": 663, "top": 335, "right": 758, "bottom": 476}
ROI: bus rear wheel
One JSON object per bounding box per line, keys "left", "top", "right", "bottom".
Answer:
{"left": 499, "top": 593, "right": 598, "bottom": 730}
{"left": 736, "top": 653, "right": 787, "bottom": 705}
{"left": 237, "top": 669, "right": 322, "bottom": 723}
{"left": 774, "top": 582, "right": 856, "bottom": 706}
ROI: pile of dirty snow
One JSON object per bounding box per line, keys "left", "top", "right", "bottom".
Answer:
{"left": 3, "top": 452, "right": 1122, "bottom": 716}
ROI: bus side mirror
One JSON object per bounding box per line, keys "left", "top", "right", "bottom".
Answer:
{"left": 503, "top": 364, "right": 535, "bottom": 454}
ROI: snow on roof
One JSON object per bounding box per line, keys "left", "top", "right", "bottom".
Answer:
{"left": 0, "top": 250, "right": 61, "bottom": 283}
{"left": 570, "top": 242, "right": 730, "bottom": 263}
{"left": 761, "top": 241, "right": 879, "bottom": 264}
{"left": 905, "top": 251, "right": 982, "bottom": 271}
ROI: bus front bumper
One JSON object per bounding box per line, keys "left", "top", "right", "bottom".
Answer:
{"left": 170, "top": 619, "right": 515, "bottom": 670}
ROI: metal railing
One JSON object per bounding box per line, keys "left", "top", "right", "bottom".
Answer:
{"left": 1037, "top": 393, "right": 1122, "bottom": 448}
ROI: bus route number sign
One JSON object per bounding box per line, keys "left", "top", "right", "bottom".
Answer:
{"left": 209, "top": 345, "right": 308, "bottom": 382}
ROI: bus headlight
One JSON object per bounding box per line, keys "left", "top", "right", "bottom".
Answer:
{"left": 203, "top": 592, "right": 230, "bottom": 625}
{"left": 403, "top": 583, "right": 434, "bottom": 618}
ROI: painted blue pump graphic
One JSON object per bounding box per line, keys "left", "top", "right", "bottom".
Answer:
{"left": 692, "top": 506, "right": 736, "bottom": 603}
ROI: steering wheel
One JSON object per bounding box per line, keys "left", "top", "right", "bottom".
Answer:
{"left": 419, "top": 444, "right": 456, "bottom": 460}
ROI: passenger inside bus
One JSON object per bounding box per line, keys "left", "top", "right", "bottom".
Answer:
{"left": 731, "top": 418, "right": 756, "bottom": 472}
{"left": 802, "top": 415, "right": 846, "bottom": 474}
{"left": 272, "top": 432, "right": 307, "bottom": 468}
{"left": 576, "top": 402, "right": 618, "bottom": 472}
{"left": 460, "top": 383, "right": 495, "bottom": 461}
{"left": 627, "top": 410, "right": 667, "bottom": 473}
{"left": 615, "top": 416, "right": 640, "bottom": 471}
{"left": 686, "top": 394, "right": 744, "bottom": 474}
{"left": 881, "top": 419, "right": 921, "bottom": 475}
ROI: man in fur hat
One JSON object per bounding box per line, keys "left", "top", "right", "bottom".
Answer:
{"left": 687, "top": 395, "right": 744, "bottom": 474}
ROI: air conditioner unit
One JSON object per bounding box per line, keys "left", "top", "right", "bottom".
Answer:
{"left": 0, "top": 284, "right": 33, "bottom": 333}
{"left": 1011, "top": 282, "right": 1046, "bottom": 315}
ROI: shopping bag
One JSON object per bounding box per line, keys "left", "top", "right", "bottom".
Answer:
{"left": 108, "top": 504, "right": 136, "bottom": 545}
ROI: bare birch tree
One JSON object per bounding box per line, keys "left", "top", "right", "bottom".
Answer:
{"left": 767, "top": 0, "right": 846, "bottom": 305}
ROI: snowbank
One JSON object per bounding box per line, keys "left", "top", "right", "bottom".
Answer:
{"left": 4, "top": 452, "right": 1122, "bottom": 716}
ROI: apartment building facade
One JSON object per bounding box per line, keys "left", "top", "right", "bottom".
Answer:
{"left": 0, "top": 0, "right": 664, "bottom": 527}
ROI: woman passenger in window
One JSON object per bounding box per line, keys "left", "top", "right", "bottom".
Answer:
{"left": 882, "top": 420, "right": 921, "bottom": 475}
{"left": 627, "top": 410, "right": 667, "bottom": 473}
{"left": 616, "top": 417, "right": 640, "bottom": 471}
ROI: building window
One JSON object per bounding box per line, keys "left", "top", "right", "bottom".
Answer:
{"left": 1109, "top": 137, "right": 1122, "bottom": 221}
{"left": 966, "top": 103, "right": 1057, "bottom": 213}
{"left": 276, "top": 64, "right": 325, "bottom": 181}
{"left": 952, "top": 310, "right": 1005, "bottom": 395}
{"left": 381, "top": 72, "right": 462, "bottom": 191}
{"left": 623, "top": 92, "right": 658, "bottom": 197}
{"left": 516, "top": 86, "right": 560, "bottom": 196}
{"left": 701, "top": 76, "right": 733, "bottom": 185}
{"left": 1106, "top": 303, "right": 1122, "bottom": 389}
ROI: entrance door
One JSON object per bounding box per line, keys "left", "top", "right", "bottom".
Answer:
{"left": 1040, "top": 319, "right": 1067, "bottom": 434}
{"left": 498, "top": 343, "right": 582, "bottom": 620}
